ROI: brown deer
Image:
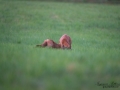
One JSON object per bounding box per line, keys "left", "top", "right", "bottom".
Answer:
{"left": 36, "top": 34, "right": 71, "bottom": 49}
{"left": 59, "top": 34, "right": 71, "bottom": 49}
{"left": 36, "top": 39, "right": 61, "bottom": 49}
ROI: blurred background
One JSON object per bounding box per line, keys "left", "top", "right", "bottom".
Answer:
{"left": 0, "top": 0, "right": 120, "bottom": 90}
{"left": 20, "top": 0, "right": 120, "bottom": 4}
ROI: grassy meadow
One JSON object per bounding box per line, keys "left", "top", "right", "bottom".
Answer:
{"left": 0, "top": 1, "right": 120, "bottom": 90}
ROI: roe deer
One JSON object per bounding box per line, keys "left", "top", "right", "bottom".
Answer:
{"left": 36, "top": 39, "right": 61, "bottom": 49}
{"left": 59, "top": 34, "right": 71, "bottom": 49}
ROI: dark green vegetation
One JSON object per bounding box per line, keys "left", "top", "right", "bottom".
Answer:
{"left": 0, "top": 1, "right": 120, "bottom": 90}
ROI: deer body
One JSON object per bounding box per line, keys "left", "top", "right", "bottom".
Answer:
{"left": 59, "top": 34, "right": 71, "bottom": 49}
{"left": 36, "top": 39, "right": 61, "bottom": 49}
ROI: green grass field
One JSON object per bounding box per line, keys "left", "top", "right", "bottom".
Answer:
{"left": 0, "top": 1, "right": 120, "bottom": 90}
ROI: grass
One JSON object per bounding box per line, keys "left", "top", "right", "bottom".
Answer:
{"left": 0, "top": 1, "right": 120, "bottom": 90}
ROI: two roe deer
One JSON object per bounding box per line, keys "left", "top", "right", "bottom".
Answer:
{"left": 36, "top": 34, "right": 71, "bottom": 49}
